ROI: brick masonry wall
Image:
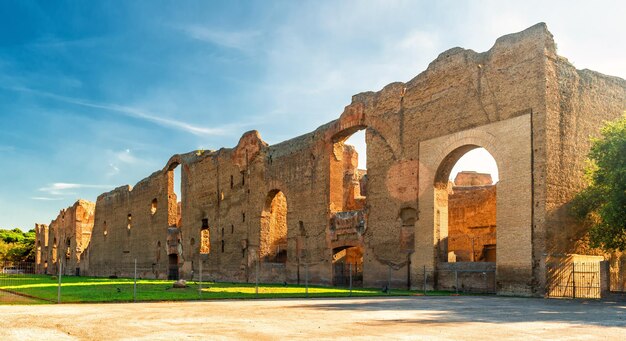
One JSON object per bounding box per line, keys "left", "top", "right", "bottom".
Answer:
{"left": 448, "top": 182, "right": 497, "bottom": 262}
{"left": 38, "top": 23, "right": 625, "bottom": 296}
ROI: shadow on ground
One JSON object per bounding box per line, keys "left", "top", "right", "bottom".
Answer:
{"left": 287, "top": 296, "right": 626, "bottom": 327}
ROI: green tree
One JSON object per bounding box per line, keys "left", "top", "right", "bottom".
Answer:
{"left": 572, "top": 114, "right": 626, "bottom": 251}
{"left": 0, "top": 227, "right": 36, "bottom": 262}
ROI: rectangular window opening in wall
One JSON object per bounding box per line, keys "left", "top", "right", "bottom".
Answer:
{"left": 242, "top": 212, "right": 245, "bottom": 222}
{"left": 200, "top": 229, "right": 210, "bottom": 255}
{"left": 230, "top": 175, "right": 234, "bottom": 189}
{"left": 221, "top": 240, "right": 224, "bottom": 253}
{"left": 241, "top": 172, "right": 245, "bottom": 186}
{"left": 231, "top": 225, "right": 234, "bottom": 234}
{"left": 202, "top": 218, "right": 209, "bottom": 229}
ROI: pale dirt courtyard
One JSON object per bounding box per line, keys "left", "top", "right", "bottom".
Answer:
{"left": 0, "top": 296, "right": 624, "bottom": 340}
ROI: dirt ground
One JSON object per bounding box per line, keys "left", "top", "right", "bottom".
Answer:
{"left": 0, "top": 296, "right": 624, "bottom": 340}
{"left": 0, "top": 291, "right": 43, "bottom": 305}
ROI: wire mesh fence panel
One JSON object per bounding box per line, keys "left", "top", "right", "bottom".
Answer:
{"left": 2, "top": 258, "right": 506, "bottom": 303}
{"left": 0, "top": 261, "right": 38, "bottom": 302}
{"left": 428, "top": 269, "right": 496, "bottom": 294}
{"left": 547, "top": 261, "right": 601, "bottom": 299}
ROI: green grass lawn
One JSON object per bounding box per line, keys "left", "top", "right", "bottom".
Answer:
{"left": 0, "top": 274, "right": 451, "bottom": 303}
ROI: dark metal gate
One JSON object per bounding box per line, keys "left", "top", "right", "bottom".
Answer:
{"left": 333, "top": 262, "right": 362, "bottom": 287}
{"left": 547, "top": 261, "right": 601, "bottom": 299}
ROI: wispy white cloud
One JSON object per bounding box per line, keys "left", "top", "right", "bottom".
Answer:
{"left": 180, "top": 25, "right": 261, "bottom": 51}
{"left": 3, "top": 86, "right": 229, "bottom": 136}
{"left": 38, "top": 183, "right": 112, "bottom": 196}
{"left": 31, "top": 197, "right": 65, "bottom": 201}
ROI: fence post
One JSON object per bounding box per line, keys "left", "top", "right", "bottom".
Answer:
{"left": 255, "top": 259, "right": 259, "bottom": 297}
{"left": 198, "top": 259, "right": 203, "bottom": 298}
{"left": 305, "top": 263, "right": 309, "bottom": 298}
{"left": 133, "top": 259, "right": 137, "bottom": 303}
{"left": 349, "top": 263, "right": 353, "bottom": 297}
{"left": 57, "top": 261, "right": 62, "bottom": 304}
{"left": 455, "top": 269, "right": 459, "bottom": 295}
{"left": 423, "top": 265, "right": 427, "bottom": 295}
{"left": 572, "top": 262, "right": 576, "bottom": 299}
{"left": 388, "top": 264, "right": 392, "bottom": 295}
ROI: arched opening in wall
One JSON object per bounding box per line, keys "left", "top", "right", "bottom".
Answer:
{"left": 103, "top": 221, "right": 108, "bottom": 237}
{"left": 168, "top": 253, "right": 179, "bottom": 280}
{"left": 127, "top": 214, "right": 132, "bottom": 230}
{"left": 260, "top": 190, "right": 287, "bottom": 263}
{"left": 332, "top": 245, "right": 363, "bottom": 287}
{"left": 329, "top": 127, "right": 368, "bottom": 285}
{"left": 151, "top": 198, "right": 158, "bottom": 215}
{"left": 167, "top": 162, "right": 183, "bottom": 228}
{"left": 435, "top": 147, "right": 498, "bottom": 264}
{"left": 330, "top": 128, "right": 367, "bottom": 213}
{"left": 51, "top": 237, "right": 58, "bottom": 264}
{"left": 65, "top": 238, "right": 71, "bottom": 259}
{"left": 200, "top": 218, "right": 210, "bottom": 255}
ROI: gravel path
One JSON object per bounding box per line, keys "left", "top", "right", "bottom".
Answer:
{"left": 0, "top": 296, "right": 624, "bottom": 340}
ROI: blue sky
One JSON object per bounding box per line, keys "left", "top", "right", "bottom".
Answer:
{"left": 0, "top": 1, "right": 624, "bottom": 230}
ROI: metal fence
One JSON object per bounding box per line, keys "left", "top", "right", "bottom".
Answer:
{"left": 0, "top": 260, "right": 380, "bottom": 304}
{"left": 2, "top": 259, "right": 505, "bottom": 304}
{"left": 414, "top": 268, "right": 496, "bottom": 294}
{"left": 333, "top": 262, "right": 363, "bottom": 287}
{"left": 0, "top": 261, "right": 39, "bottom": 303}
{"left": 547, "top": 261, "right": 601, "bottom": 299}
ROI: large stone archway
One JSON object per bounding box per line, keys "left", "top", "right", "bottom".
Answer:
{"left": 414, "top": 114, "right": 533, "bottom": 295}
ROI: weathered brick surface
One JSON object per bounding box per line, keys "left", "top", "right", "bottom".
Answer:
{"left": 448, "top": 174, "right": 497, "bottom": 262}
{"left": 35, "top": 200, "right": 94, "bottom": 276}
{"left": 35, "top": 23, "right": 626, "bottom": 296}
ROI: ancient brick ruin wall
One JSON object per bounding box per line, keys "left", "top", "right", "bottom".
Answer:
{"left": 260, "top": 191, "right": 288, "bottom": 262}
{"left": 83, "top": 167, "right": 177, "bottom": 278}
{"left": 448, "top": 172, "right": 497, "bottom": 262}
{"left": 35, "top": 200, "right": 95, "bottom": 276}
{"left": 536, "top": 45, "right": 626, "bottom": 294}
{"left": 34, "top": 223, "right": 48, "bottom": 273}
{"left": 35, "top": 24, "right": 625, "bottom": 296}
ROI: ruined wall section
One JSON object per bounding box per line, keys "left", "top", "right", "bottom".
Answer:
{"left": 348, "top": 23, "right": 551, "bottom": 289}
{"left": 448, "top": 182, "right": 497, "bottom": 262}
{"left": 184, "top": 128, "right": 331, "bottom": 284}
{"left": 85, "top": 170, "right": 172, "bottom": 278}
{"left": 38, "top": 200, "right": 94, "bottom": 276}
{"left": 545, "top": 63, "right": 626, "bottom": 252}
{"left": 44, "top": 23, "right": 624, "bottom": 297}
{"left": 72, "top": 200, "right": 95, "bottom": 275}
{"left": 182, "top": 139, "right": 261, "bottom": 283}
{"left": 34, "top": 223, "right": 48, "bottom": 274}
{"left": 539, "top": 48, "right": 626, "bottom": 293}
{"left": 261, "top": 129, "right": 333, "bottom": 284}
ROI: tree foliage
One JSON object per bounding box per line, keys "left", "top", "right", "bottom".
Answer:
{"left": 571, "top": 114, "right": 626, "bottom": 251}
{"left": 0, "top": 228, "right": 35, "bottom": 262}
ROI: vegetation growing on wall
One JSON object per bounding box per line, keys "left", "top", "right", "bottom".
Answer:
{"left": 572, "top": 114, "right": 626, "bottom": 251}
{"left": 0, "top": 228, "right": 35, "bottom": 262}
